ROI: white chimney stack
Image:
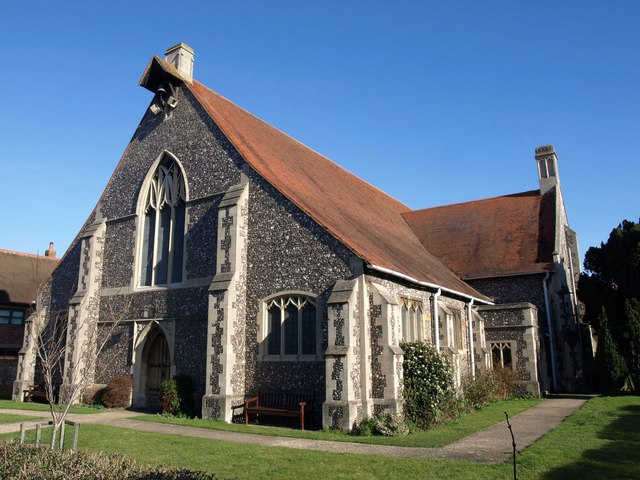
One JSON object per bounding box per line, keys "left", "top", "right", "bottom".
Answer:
{"left": 165, "top": 43, "right": 194, "bottom": 83}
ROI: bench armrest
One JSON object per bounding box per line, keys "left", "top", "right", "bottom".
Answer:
{"left": 245, "top": 395, "right": 259, "bottom": 408}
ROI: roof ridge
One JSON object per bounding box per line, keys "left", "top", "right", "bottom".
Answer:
{"left": 407, "top": 189, "right": 541, "bottom": 215}
{"left": 0, "top": 249, "right": 59, "bottom": 260}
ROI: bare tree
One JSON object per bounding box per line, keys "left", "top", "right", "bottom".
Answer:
{"left": 31, "top": 296, "right": 132, "bottom": 449}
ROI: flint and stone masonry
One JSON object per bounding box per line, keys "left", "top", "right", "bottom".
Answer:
{"left": 14, "top": 44, "right": 593, "bottom": 431}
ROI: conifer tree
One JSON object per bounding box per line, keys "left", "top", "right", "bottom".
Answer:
{"left": 593, "top": 308, "right": 628, "bottom": 393}
{"left": 579, "top": 219, "right": 640, "bottom": 392}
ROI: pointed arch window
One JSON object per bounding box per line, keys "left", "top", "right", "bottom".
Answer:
{"left": 139, "top": 157, "right": 186, "bottom": 286}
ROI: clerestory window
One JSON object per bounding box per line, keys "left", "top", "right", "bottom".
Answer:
{"left": 265, "top": 295, "right": 317, "bottom": 358}
{"left": 139, "top": 156, "right": 187, "bottom": 286}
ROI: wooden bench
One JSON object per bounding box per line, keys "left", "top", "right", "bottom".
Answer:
{"left": 244, "top": 392, "right": 314, "bottom": 430}
{"left": 23, "top": 384, "right": 48, "bottom": 403}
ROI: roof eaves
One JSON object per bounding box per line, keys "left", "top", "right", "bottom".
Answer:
{"left": 463, "top": 265, "right": 555, "bottom": 281}
{"left": 367, "top": 263, "right": 493, "bottom": 304}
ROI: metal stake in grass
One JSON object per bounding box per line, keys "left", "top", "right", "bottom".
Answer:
{"left": 505, "top": 412, "right": 517, "bottom": 480}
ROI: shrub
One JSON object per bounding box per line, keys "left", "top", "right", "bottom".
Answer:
{"left": 83, "top": 385, "right": 106, "bottom": 406}
{"left": 401, "top": 341, "right": 456, "bottom": 429}
{"left": 160, "top": 378, "right": 180, "bottom": 415}
{"left": 160, "top": 375, "right": 195, "bottom": 416}
{"left": 0, "top": 442, "right": 218, "bottom": 479}
{"left": 351, "top": 412, "right": 414, "bottom": 436}
{"left": 462, "top": 368, "right": 517, "bottom": 408}
{"left": 102, "top": 375, "right": 132, "bottom": 408}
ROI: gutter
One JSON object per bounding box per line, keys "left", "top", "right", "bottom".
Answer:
{"left": 366, "top": 264, "right": 493, "bottom": 305}
{"left": 542, "top": 272, "right": 558, "bottom": 391}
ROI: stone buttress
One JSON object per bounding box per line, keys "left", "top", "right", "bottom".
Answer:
{"left": 202, "top": 181, "right": 249, "bottom": 421}
{"left": 367, "top": 282, "right": 403, "bottom": 417}
{"left": 323, "top": 277, "right": 403, "bottom": 430}
{"left": 62, "top": 214, "right": 107, "bottom": 402}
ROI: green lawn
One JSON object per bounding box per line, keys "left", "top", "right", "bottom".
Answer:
{"left": 0, "top": 413, "right": 46, "bottom": 424}
{"left": 2, "top": 396, "right": 638, "bottom": 480}
{"left": 135, "top": 398, "right": 540, "bottom": 448}
{"left": 0, "top": 399, "right": 105, "bottom": 415}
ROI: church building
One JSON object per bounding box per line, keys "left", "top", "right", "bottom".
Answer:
{"left": 13, "top": 44, "right": 591, "bottom": 429}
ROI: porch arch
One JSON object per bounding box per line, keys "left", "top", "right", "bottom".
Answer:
{"left": 131, "top": 321, "right": 175, "bottom": 408}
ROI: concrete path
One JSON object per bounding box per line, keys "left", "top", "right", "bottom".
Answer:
{"left": 0, "top": 396, "right": 588, "bottom": 463}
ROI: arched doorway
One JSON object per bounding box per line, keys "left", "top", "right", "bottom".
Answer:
{"left": 142, "top": 329, "right": 171, "bottom": 408}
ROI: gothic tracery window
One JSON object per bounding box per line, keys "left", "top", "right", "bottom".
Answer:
{"left": 139, "top": 157, "right": 186, "bottom": 286}
{"left": 401, "top": 298, "right": 424, "bottom": 342}
{"left": 490, "top": 342, "right": 513, "bottom": 369}
{"left": 265, "top": 295, "right": 317, "bottom": 357}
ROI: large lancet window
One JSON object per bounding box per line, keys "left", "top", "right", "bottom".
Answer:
{"left": 139, "top": 157, "right": 186, "bottom": 286}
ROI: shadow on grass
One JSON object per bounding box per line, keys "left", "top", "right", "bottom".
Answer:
{"left": 544, "top": 405, "right": 640, "bottom": 479}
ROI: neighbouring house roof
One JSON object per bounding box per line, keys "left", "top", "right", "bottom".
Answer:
{"left": 0, "top": 249, "right": 59, "bottom": 305}
{"left": 140, "top": 57, "right": 490, "bottom": 302}
{"left": 403, "top": 190, "right": 556, "bottom": 279}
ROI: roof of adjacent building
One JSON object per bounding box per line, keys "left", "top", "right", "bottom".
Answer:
{"left": 403, "top": 190, "right": 556, "bottom": 279}
{"left": 140, "top": 56, "right": 490, "bottom": 301}
{"left": 0, "top": 249, "right": 59, "bottom": 305}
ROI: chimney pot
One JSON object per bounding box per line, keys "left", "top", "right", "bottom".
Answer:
{"left": 45, "top": 242, "right": 56, "bottom": 258}
{"left": 164, "top": 42, "right": 194, "bottom": 83}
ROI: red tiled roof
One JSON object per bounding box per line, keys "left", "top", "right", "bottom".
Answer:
{"left": 403, "top": 191, "right": 556, "bottom": 279}
{"left": 141, "top": 57, "right": 488, "bottom": 301}
{"left": 0, "top": 249, "right": 59, "bottom": 305}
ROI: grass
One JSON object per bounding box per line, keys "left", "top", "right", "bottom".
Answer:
{"left": 0, "top": 413, "right": 46, "bottom": 424}
{"left": 134, "top": 398, "right": 540, "bottom": 447}
{"left": 0, "top": 399, "right": 105, "bottom": 415}
{"left": 515, "top": 395, "right": 640, "bottom": 479}
{"left": 1, "top": 396, "right": 638, "bottom": 479}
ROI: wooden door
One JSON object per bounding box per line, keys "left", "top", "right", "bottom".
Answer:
{"left": 145, "top": 331, "right": 170, "bottom": 407}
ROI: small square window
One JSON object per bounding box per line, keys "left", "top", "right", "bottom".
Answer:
{"left": 0, "top": 309, "right": 26, "bottom": 326}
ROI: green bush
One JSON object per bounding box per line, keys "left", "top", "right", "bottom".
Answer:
{"left": 462, "top": 368, "right": 517, "bottom": 409}
{"left": 102, "top": 375, "right": 132, "bottom": 409}
{"left": 0, "top": 442, "right": 218, "bottom": 479}
{"left": 401, "top": 341, "right": 456, "bottom": 429}
{"left": 160, "top": 378, "right": 180, "bottom": 415}
{"left": 160, "top": 375, "right": 195, "bottom": 417}
{"left": 351, "top": 412, "right": 414, "bottom": 436}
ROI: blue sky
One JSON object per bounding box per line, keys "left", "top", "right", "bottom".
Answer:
{"left": 1, "top": 1, "right": 638, "bottom": 266}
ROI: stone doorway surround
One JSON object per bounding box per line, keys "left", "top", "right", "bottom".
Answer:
{"left": 131, "top": 320, "right": 176, "bottom": 408}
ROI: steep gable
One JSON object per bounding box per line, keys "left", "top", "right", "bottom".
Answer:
{"left": 140, "top": 56, "right": 487, "bottom": 301}
{"left": 403, "top": 190, "right": 556, "bottom": 279}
